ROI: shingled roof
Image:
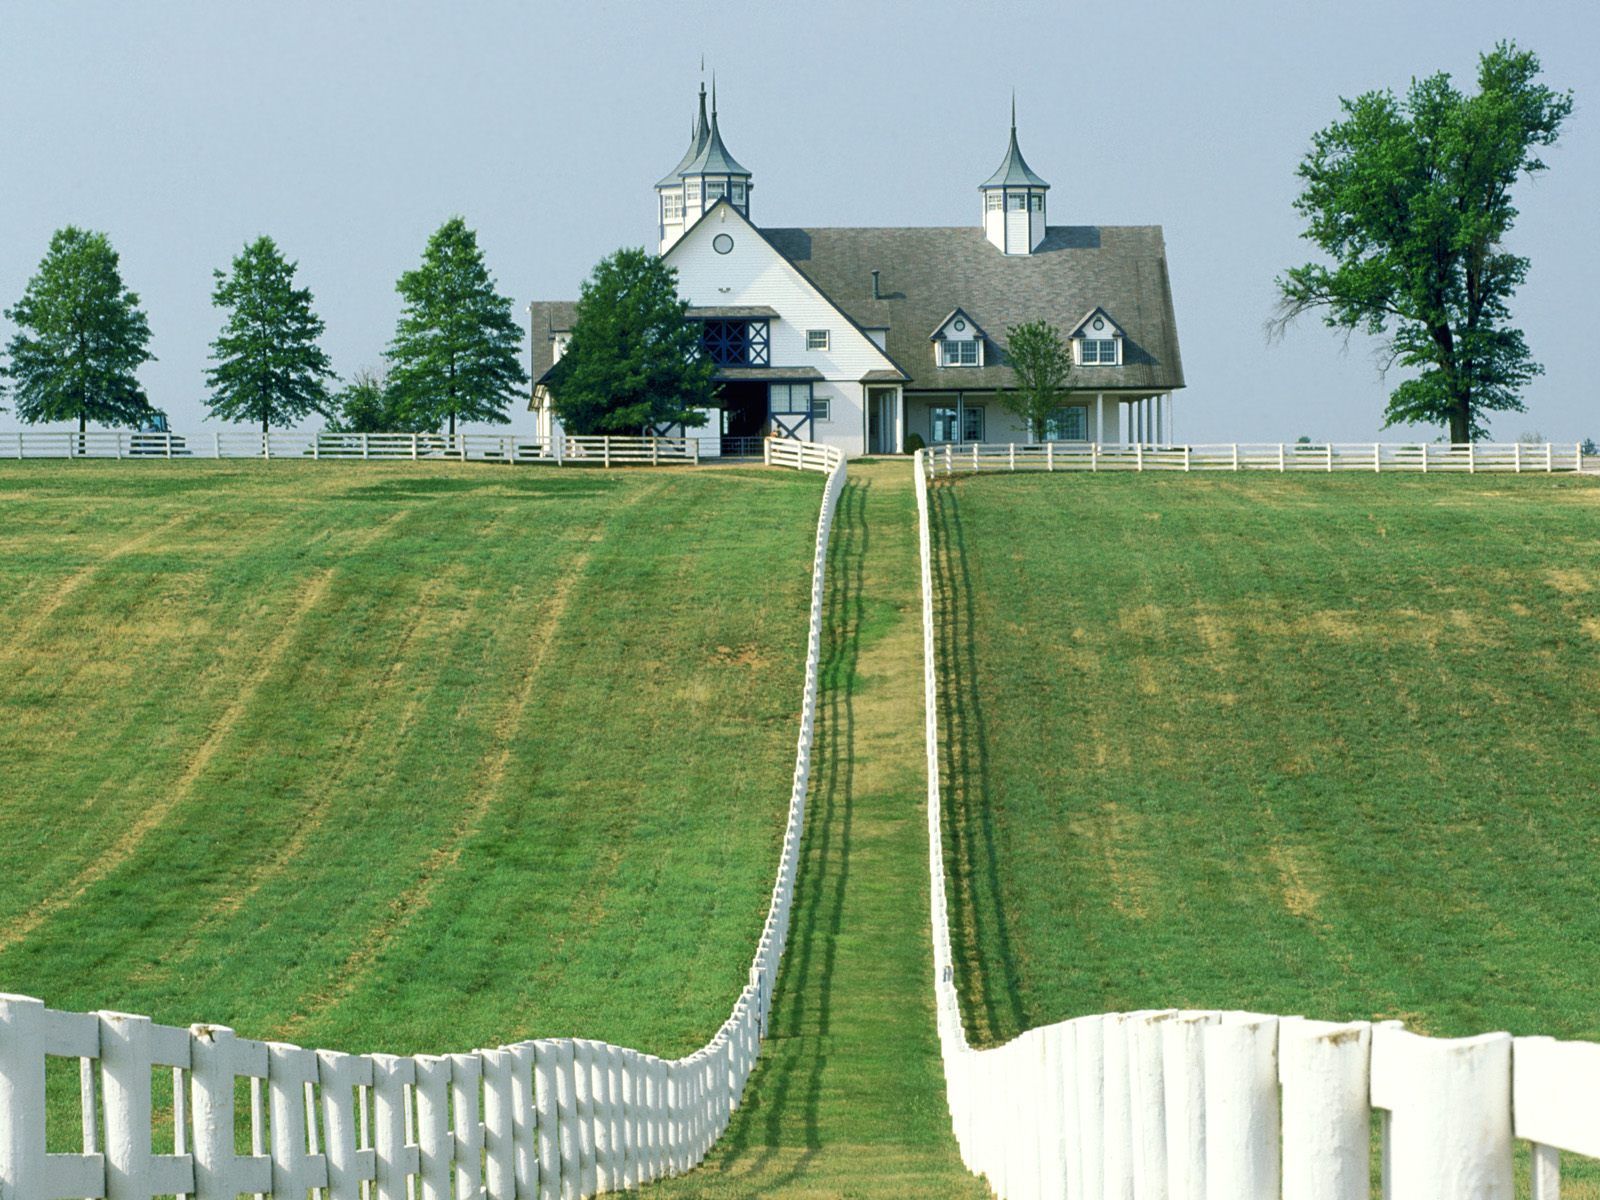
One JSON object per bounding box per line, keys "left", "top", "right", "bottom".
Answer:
{"left": 528, "top": 301, "right": 578, "bottom": 389}
{"left": 759, "top": 225, "right": 1184, "bottom": 393}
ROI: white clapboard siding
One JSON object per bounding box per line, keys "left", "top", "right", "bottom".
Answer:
{"left": 0, "top": 445, "right": 845, "bottom": 1200}
{"left": 910, "top": 449, "right": 1600, "bottom": 1200}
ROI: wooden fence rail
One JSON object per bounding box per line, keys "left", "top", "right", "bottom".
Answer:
{"left": 922, "top": 440, "right": 1587, "bottom": 478}
{"left": 0, "top": 444, "right": 845, "bottom": 1200}
{"left": 911, "top": 449, "right": 1600, "bottom": 1199}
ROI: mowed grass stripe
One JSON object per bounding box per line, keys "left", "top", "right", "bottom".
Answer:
{"left": 930, "top": 472, "right": 1600, "bottom": 1048}
{"left": 0, "top": 463, "right": 820, "bottom": 1074}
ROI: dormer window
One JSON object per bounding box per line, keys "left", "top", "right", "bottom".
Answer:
{"left": 1069, "top": 308, "right": 1127, "bottom": 367}
{"left": 940, "top": 340, "right": 980, "bottom": 367}
{"left": 1081, "top": 339, "right": 1120, "bottom": 365}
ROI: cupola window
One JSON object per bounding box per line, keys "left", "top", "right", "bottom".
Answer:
{"left": 662, "top": 192, "right": 684, "bottom": 221}
{"left": 1007, "top": 194, "right": 1027, "bottom": 211}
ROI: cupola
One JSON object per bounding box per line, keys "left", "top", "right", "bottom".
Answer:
{"left": 655, "top": 79, "right": 752, "bottom": 253}
{"left": 979, "top": 99, "right": 1049, "bottom": 255}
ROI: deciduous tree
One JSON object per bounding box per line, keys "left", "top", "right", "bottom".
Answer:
{"left": 1002, "top": 320, "right": 1074, "bottom": 441}
{"left": 549, "top": 248, "right": 714, "bottom": 436}
{"left": 387, "top": 217, "right": 526, "bottom": 437}
{"left": 329, "top": 369, "right": 431, "bottom": 433}
{"left": 1274, "top": 43, "right": 1571, "bottom": 443}
{"left": 206, "top": 236, "right": 336, "bottom": 433}
{"left": 3, "top": 227, "right": 155, "bottom": 433}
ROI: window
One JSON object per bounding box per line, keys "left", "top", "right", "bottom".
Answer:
{"left": 769, "top": 382, "right": 813, "bottom": 414}
{"left": 1080, "top": 338, "right": 1119, "bottom": 365}
{"left": 552, "top": 335, "right": 570, "bottom": 363}
{"left": 812, "top": 395, "right": 831, "bottom": 421}
{"left": 930, "top": 404, "right": 983, "bottom": 443}
{"left": 1008, "top": 194, "right": 1027, "bottom": 211}
{"left": 732, "top": 181, "right": 746, "bottom": 205}
{"left": 686, "top": 181, "right": 701, "bottom": 206}
{"left": 806, "top": 329, "right": 830, "bottom": 352}
{"left": 930, "top": 407, "right": 958, "bottom": 444}
{"left": 986, "top": 193, "right": 1003, "bottom": 212}
{"left": 702, "top": 319, "right": 769, "bottom": 366}
{"left": 940, "top": 339, "right": 980, "bottom": 367}
{"left": 1029, "top": 194, "right": 1043, "bottom": 212}
{"left": 1045, "top": 407, "right": 1087, "bottom": 441}
{"left": 706, "top": 179, "right": 727, "bottom": 201}
{"left": 661, "top": 192, "right": 683, "bottom": 222}
{"left": 963, "top": 406, "right": 985, "bottom": 442}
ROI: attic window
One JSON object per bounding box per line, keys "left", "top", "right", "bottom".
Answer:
{"left": 940, "top": 340, "right": 980, "bottom": 367}
{"left": 807, "top": 330, "right": 830, "bottom": 351}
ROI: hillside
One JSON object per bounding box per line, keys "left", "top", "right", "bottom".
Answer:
{"left": 929, "top": 472, "right": 1600, "bottom": 1048}
{"left": 0, "top": 461, "right": 821, "bottom": 1060}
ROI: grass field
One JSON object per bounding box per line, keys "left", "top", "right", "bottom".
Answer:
{"left": 0, "top": 460, "right": 823, "bottom": 1063}
{"left": 930, "top": 471, "right": 1600, "bottom": 1053}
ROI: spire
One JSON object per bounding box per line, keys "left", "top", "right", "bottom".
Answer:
{"left": 980, "top": 96, "right": 1049, "bottom": 191}
{"left": 684, "top": 78, "right": 751, "bottom": 179}
{"left": 656, "top": 78, "right": 713, "bottom": 188}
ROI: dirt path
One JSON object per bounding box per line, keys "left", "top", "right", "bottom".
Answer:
{"left": 645, "top": 461, "right": 987, "bottom": 1198}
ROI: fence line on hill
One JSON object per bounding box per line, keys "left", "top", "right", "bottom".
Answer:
{"left": 0, "top": 443, "right": 846, "bottom": 1200}
{"left": 922, "top": 439, "right": 1587, "bottom": 477}
{"left": 911, "top": 447, "right": 1599, "bottom": 1200}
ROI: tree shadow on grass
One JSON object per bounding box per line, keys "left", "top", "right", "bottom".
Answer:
{"left": 930, "top": 483, "right": 1028, "bottom": 1045}
{"left": 689, "top": 477, "right": 866, "bottom": 1185}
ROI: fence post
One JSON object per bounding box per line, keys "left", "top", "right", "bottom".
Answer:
{"left": 1183, "top": 444, "right": 1191, "bottom": 472}
{"left": 1575, "top": 441, "right": 1583, "bottom": 473}
{"left": 318, "top": 1050, "right": 376, "bottom": 1200}
{"left": 411, "top": 433, "right": 418, "bottom": 461}
{"left": 1421, "top": 443, "right": 1429, "bottom": 474}
{"left": 1514, "top": 441, "right": 1522, "bottom": 473}
{"left": 1136, "top": 442, "right": 1144, "bottom": 472}
{"left": 1008, "top": 442, "right": 1015, "bottom": 471}
{"left": 263, "top": 432, "right": 271, "bottom": 461}
{"left": 1280, "top": 1018, "right": 1371, "bottom": 1200}
{"left": 1091, "top": 442, "right": 1098, "bottom": 471}
{"left": 0, "top": 995, "right": 52, "bottom": 1200}
{"left": 1326, "top": 442, "right": 1333, "bottom": 472}
{"left": 1204, "top": 1016, "right": 1281, "bottom": 1199}
{"left": 1278, "top": 443, "right": 1286, "bottom": 472}
{"left": 1370, "top": 1027, "right": 1512, "bottom": 1200}
{"left": 971, "top": 443, "right": 979, "bottom": 473}
{"left": 362, "top": 433, "right": 370, "bottom": 461}
{"left": 1546, "top": 442, "right": 1553, "bottom": 472}
{"left": 1374, "top": 442, "right": 1381, "bottom": 473}
{"left": 213, "top": 431, "right": 221, "bottom": 459}
{"left": 1468, "top": 442, "right": 1475, "bottom": 473}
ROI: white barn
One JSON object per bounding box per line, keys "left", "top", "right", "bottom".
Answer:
{"left": 531, "top": 85, "right": 1185, "bottom": 456}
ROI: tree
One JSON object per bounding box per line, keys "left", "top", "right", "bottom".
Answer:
{"left": 2, "top": 227, "right": 155, "bottom": 434}
{"left": 206, "top": 236, "right": 336, "bottom": 433}
{"left": 549, "top": 248, "right": 714, "bottom": 436}
{"left": 386, "top": 217, "right": 526, "bottom": 436}
{"left": 329, "top": 369, "right": 432, "bottom": 433}
{"left": 1273, "top": 43, "right": 1572, "bottom": 443}
{"left": 1002, "top": 320, "right": 1073, "bottom": 441}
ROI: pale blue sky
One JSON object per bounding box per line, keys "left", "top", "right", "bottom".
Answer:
{"left": 1, "top": 0, "right": 1595, "bottom": 441}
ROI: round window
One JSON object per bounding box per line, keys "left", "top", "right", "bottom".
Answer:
{"left": 712, "top": 234, "right": 734, "bottom": 255}
{"left": 953, "top": 319, "right": 966, "bottom": 332}
{"left": 1092, "top": 317, "right": 1105, "bottom": 331}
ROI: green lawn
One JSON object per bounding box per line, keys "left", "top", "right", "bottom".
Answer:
{"left": 0, "top": 460, "right": 821, "bottom": 1063}
{"left": 930, "top": 472, "right": 1600, "bottom": 1049}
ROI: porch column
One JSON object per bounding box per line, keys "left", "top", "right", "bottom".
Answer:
{"left": 1095, "top": 392, "right": 1105, "bottom": 443}
{"left": 956, "top": 391, "right": 965, "bottom": 443}
{"left": 895, "top": 388, "right": 906, "bottom": 453}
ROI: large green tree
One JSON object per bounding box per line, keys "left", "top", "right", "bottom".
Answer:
{"left": 386, "top": 217, "right": 526, "bottom": 436}
{"left": 1274, "top": 43, "right": 1571, "bottom": 443}
{"left": 549, "top": 248, "right": 713, "bottom": 436}
{"left": 1002, "top": 320, "right": 1074, "bottom": 441}
{"left": 206, "top": 236, "right": 336, "bottom": 433}
{"left": 2, "top": 227, "right": 155, "bottom": 433}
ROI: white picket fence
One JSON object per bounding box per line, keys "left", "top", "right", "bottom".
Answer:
{"left": 911, "top": 448, "right": 1600, "bottom": 1199}
{"left": 0, "top": 443, "right": 846, "bottom": 1200}
{"left": 922, "top": 440, "right": 1587, "bottom": 477}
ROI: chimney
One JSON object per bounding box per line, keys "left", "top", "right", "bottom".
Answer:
{"left": 871, "top": 269, "right": 881, "bottom": 300}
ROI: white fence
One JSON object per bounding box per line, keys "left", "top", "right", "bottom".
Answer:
{"left": 0, "top": 443, "right": 846, "bottom": 1200}
{"left": 0, "top": 430, "right": 729, "bottom": 466}
{"left": 911, "top": 448, "right": 1600, "bottom": 1200}
{"left": 922, "top": 440, "right": 1587, "bottom": 477}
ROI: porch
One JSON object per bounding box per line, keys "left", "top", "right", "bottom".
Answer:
{"left": 904, "top": 390, "right": 1179, "bottom": 448}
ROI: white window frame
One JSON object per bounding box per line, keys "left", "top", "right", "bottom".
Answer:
{"left": 940, "top": 339, "right": 980, "bottom": 367}
{"left": 812, "top": 395, "right": 831, "bottom": 421}
{"left": 930, "top": 406, "right": 959, "bottom": 444}
{"left": 1079, "top": 338, "right": 1121, "bottom": 366}
{"left": 1045, "top": 406, "right": 1088, "bottom": 442}
{"left": 985, "top": 192, "right": 1003, "bottom": 212}
{"left": 1007, "top": 193, "right": 1027, "bottom": 211}
{"left": 1029, "top": 193, "right": 1044, "bottom": 212}
{"left": 806, "top": 329, "right": 830, "bottom": 352}
{"left": 661, "top": 192, "right": 683, "bottom": 222}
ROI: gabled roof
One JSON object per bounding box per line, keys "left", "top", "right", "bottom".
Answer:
{"left": 760, "top": 225, "right": 1184, "bottom": 393}
{"left": 656, "top": 84, "right": 711, "bottom": 189}
{"left": 980, "top": 106, "right": 1050, "bottom": 191}
{"left": 1068, "top": 306, "right": 1125, "bottom": 339}
{"left": 928, "top": 307, "right": 988, "bottom": 342}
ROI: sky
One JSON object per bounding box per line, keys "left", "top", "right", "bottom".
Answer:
{"left": 0, "top": 0, "right": 1595, "bottom": 442}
